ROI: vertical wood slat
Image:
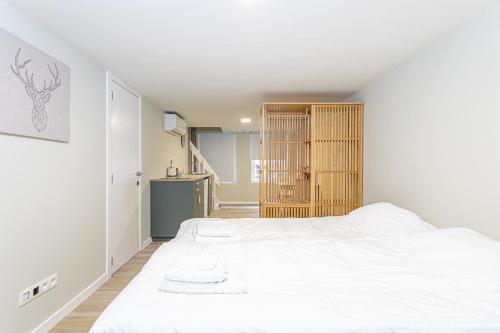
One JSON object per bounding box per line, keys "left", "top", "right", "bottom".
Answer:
{"left": 259, "top": 104, "right": 311, "bottom": 218}
{"left": 358, "top": 104, "right": 363, "bottom": 207}
{"left": 309, "top": 105, "right": 316, "bottom": 217}
{"left": 259, "top": 103, "right": 362, "bottom": 218}
{"left": 310, "top": 104, "right": 363, "bottom": 216}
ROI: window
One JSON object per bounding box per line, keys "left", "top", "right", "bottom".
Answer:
{"left": 250, "top": 132, "right": 260, "bottom": 183}
{"left": 251, "top": 160, "right": 260, "bottom": 183}
{"left": 197, "top": 132, "right": 236, "bottom": 183}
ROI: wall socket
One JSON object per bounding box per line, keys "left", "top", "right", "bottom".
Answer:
{"left": 18, "top": 273, "right": 58, "bottom": 307}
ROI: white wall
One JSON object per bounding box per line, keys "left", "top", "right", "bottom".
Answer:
{"left": 219, "top": 132, "right": 259, "bottom": 203}
{"left": 141, "top": 99, "right": 188, "bottom": 242}
{"left": 0, "top": 1, "right": 106, "bottom": 332}
{"left": 349, "top": 4, "right": 500, "bottom": 239}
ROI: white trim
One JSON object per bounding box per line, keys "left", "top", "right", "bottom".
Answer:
{"left": 31, "top": 273, "right": 107, "bottom": 333}
{"left": 141, "top": 237, "right": 152, "bottom": 250}
{"left": 105, "top": 71, "right": 111, "bottom": 279}
{"left": 106, "top": 71, "right": 142, "bottom": 279}
{"left": 220, "top": 201, "right": 259, "bottom": 205}
{"left": 138, "top": 92, "right": 143, "bottom": 256}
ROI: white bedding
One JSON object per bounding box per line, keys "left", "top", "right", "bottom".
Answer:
{"left": 90, "top": 203, "right": 500, "bottom": 333}
{"left": 177, "top": 203, "right": 436, "bottom": 243}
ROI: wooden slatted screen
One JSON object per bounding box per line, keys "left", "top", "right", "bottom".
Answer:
{"left": 311, "top": 104, "right": 363, "bottom": 216}
{"left": 260, "top": 104, "right": 310, "bottom": 218}
{"left": 260, "top": 103, "right": 363, "bottom": 218}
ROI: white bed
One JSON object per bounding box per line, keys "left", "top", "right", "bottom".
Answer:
{"left": 90, "top": 203, "right": 500, "bottom": 333}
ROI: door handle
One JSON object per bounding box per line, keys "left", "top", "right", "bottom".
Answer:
{"left": 136, "top": 171, "right": 143, "bottom": 177}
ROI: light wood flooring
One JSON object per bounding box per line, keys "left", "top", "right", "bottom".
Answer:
{"left": 210, "top": 204, "right": 259, "bottom": 218}
{"left": 50, "top": 205, "right": 258, "bottom": 332}
{"left": 49, "top": 241, "right": 162, "bottom": 332}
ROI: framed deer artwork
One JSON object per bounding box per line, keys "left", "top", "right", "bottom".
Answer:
{"left": 0, "top": 28, "right": 70, "bottom": 142}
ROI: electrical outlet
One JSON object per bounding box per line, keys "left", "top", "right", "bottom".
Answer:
{"left": 18, "top": 273, "right": 58, "bottom": 307}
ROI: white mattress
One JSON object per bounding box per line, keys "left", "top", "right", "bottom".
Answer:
{"left": 90, "top": 203, "right": 500, "bottom": 333}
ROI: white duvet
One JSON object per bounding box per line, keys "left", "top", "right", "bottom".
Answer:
{"left": 90, "top": 203, "right": 500, "bottom": 333}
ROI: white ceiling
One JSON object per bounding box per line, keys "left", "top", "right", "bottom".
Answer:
{"left": 8, "top": 0, "right": 496, "bottom": 131}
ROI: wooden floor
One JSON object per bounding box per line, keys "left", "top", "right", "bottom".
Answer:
{"left": 210, "top": 204, "right": 259, "bottom": 218}
{"left": 49, "top": 241, "right": 162, "bottom": 332}
{"left": 50, "top": 205, "right": 258, "bottom": 332}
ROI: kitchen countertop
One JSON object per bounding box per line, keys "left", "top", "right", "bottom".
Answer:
{"left": 150, "top": 174, "right": 210, "bottom": 182}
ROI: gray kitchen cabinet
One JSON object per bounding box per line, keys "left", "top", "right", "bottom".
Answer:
{"left": 193, "top": 179, "right": 204, "bottom": 218}
{"left": 150, "top": 176, "right": 207, "bottom": 239}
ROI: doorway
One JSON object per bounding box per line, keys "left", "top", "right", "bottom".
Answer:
{"left": 106, "top": 72, "right": 142, "bottom": 276}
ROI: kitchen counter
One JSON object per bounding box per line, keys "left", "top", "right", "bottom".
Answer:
{"left": 150, "top": 174, "right": 209, "bottom": 182}
{"left": 150, "top": 175, "right": 211, "bottom": 238}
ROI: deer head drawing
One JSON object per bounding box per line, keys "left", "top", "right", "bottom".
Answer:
{"left": 10, "top": 48, "right": 62, "bottom": 132}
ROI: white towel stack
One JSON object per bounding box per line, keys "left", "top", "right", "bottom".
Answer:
{"left": 166, "top": 255, "right": 227, "bottom": 283}
{"left": 193, "top": 221, "right": 239, "bottom": 242}
{"left": 159, "top": 254, "right": 247, "bottom": 294}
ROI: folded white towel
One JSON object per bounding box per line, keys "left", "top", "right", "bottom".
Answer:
{"left": 159, "top": 265, "right": 247, "bottom": 295}
{"left": 170, "top": 255, "right": 219, "bottom": 271}
{"left": 166, "top": 257, "right": 227, "bottom": 283}
{"left": 196, "top": 221, "right": 238, "bottom": 237}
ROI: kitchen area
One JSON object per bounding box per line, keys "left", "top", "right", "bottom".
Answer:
{"left": 148, "top": 114, "right": 223, "bottom": 239}
{"left": 150, "top": 173, "right": 213, "bottom": 239}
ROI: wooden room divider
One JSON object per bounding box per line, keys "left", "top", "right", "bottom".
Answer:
{"left": 259, "top": 103, "right": 363, "bottom": 218}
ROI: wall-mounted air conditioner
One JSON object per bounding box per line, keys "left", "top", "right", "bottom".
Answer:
{"left": 164, "top": 113, "right": 186, "bottom": 136}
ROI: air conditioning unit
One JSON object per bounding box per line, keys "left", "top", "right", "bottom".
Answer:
{"left": 163, "top": 113, "right": 186, "bottom": 136}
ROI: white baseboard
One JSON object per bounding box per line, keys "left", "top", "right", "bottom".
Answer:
{"left": 141, "top": 237, "right": 152, "bottom": 250}
{"left": 31, "top": 273, "right": 108, "bottom": 333}
{"left": 220, "top": 201, "right": 259, "bottom": 205}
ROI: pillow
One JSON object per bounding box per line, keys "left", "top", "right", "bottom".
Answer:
{"left": 347, "top": 202, "right": 436, "bottom": 236}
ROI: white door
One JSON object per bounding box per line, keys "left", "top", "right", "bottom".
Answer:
{"left": 109, "top": 80, "right": 141, "bottom": 274}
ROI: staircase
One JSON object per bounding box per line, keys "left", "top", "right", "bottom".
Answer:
{"left": 189, "top": 142, "right": 222, "bottom": 210}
